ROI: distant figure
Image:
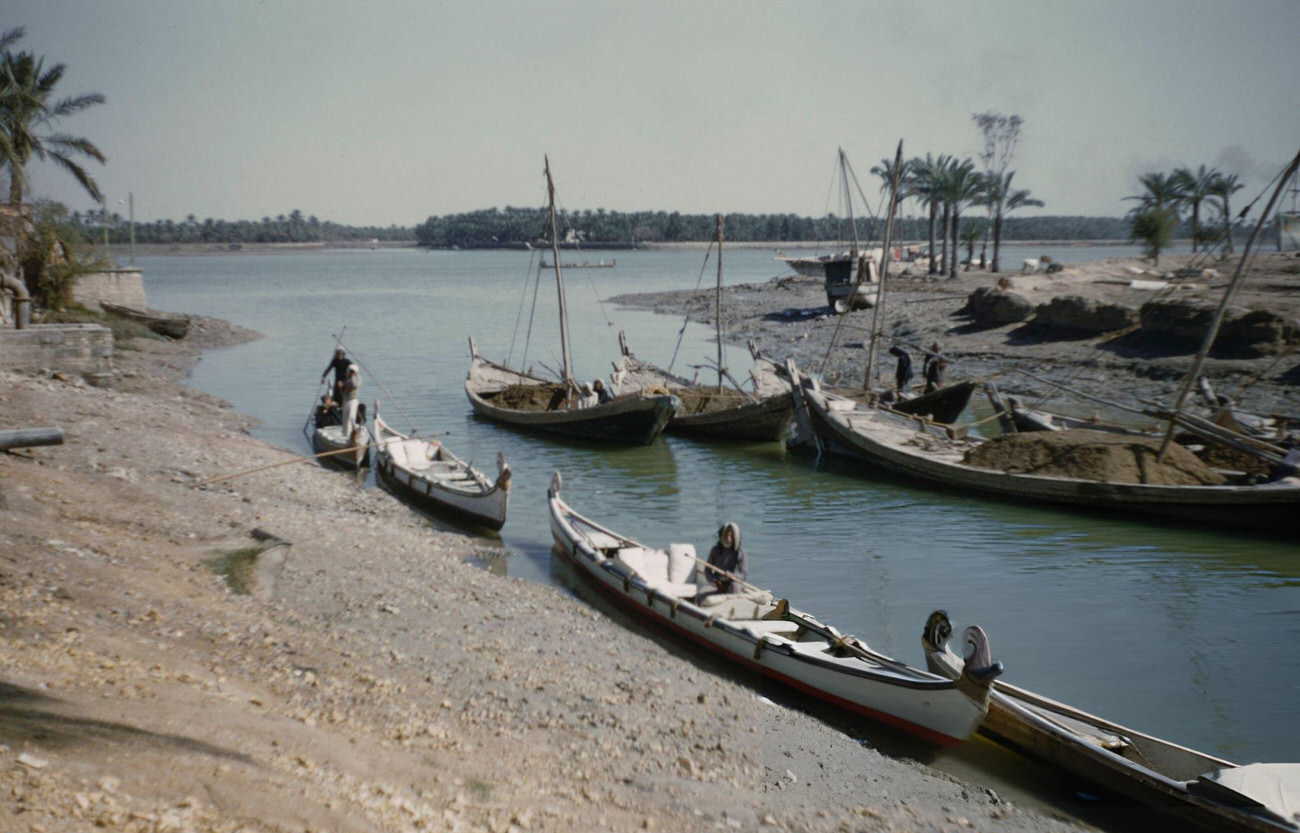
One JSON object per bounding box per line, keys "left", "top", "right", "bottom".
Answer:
{"left": 321, "top": 348, "right": 353, "bottom": 403}
{"left": 889, "top": 345, "right": 914, "bottom": 393}
{"left": 576, "top": 383, "right": 598, "bottom": 409}
{"left": 593, "top": 378, "right": 614, "bottom": 404}
{"left": 922, "top": 343, "right": 946, "bottom": 394}
{"left": 340, "top": 366, "right": 361, "bottom": 436}
{"left": 705, "top": 523, "right": 748, "bottom": 595}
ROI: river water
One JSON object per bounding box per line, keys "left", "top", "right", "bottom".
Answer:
{"left": 141, "top": 244, "right": 1296, "bottom": 811}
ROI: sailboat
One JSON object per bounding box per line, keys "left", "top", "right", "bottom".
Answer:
{"left": 464, "top": 157, "right": 678, "bottom": 445}
{"left": 775, "top": 148, "right": 881, "bottom": 313}
{"left": 613, "top": 216, "right": 796, "bottom": 442}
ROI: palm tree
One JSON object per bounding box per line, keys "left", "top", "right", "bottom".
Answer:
{"left": 0, "top": 29, "right": 107, "bottom": 207}
{"left": 1173, "top": 165, "right": 1220, "bottom": 252}
{"left": 1126, "top": 172, "right": 1184, "bottom": 215}
{"left": 937, "top": 158, "right": 982, "bottom": 278}
{"left": 1125, "top": 172, "right": 1185, "bottom": 265}
{"left": 986, "top": 171, "right": 1044, "bottom": 272}
{"left": 1209, "top": 173, "right": 1244, "bottom": 253}
{"left": 909, "top": 154, "right": 950, "bottom": 276}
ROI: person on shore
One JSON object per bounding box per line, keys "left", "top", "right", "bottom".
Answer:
{"left": 704, "top": 523, "right": 748, "bottom": 595}
{"left": 922, "top": 343, "right": 946, "bottom": 394}
{"left": 593, "top": 378, "right": 614, "bottom": 405}
{"left": 321, "top": 348, "right": 353, "bottom": 403}
{"left": 889, "top": 346, "right": 913, "bottom": 394}
{"left": 340, "top": 366, "right": 361, "bottom": 436}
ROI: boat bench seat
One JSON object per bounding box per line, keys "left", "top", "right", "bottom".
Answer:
{"left": 697, "top": 590, "right": 776, "bottom": 621}
{"left": 736, "top": 619, "right": 801, "bottom": 640}
{"left": 614, "top": 546, "right": 701, "bottom": 599}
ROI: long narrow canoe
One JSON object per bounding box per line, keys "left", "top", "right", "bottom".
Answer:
{"left": 547, "top": 473, "right": 1002, "bottom": 746}
{"left": 465, "top": 342, "right": 677, "bottom": 445}
{"left": 100, "top": 301, "right": 191, "bottom": 339}
{"left": 924, "top": 612, "right": 1300, "bottom": 833}
{"left": 373, "top": 406, "right": 510, "bottom": 530}
{"left": 787, "top": 363, "right": 1300, "bottom": 532}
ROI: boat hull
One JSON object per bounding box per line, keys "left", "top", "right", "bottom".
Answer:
{"left": 100, "top": 301, "right": 191, "bottom": 339}
{"left": 667, "top": 392, "right": 795, "bottom": 442}
{"left": 548, "top": 482, "right": 992, "bottom": 746}
{"left": 310, "top": 424, "right": 370, "bottom": 470}
{"left": 797, "top": 383, "right": 1300, "bottom": 532}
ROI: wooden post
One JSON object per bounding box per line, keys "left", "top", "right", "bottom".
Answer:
{"left": 865, "top": 140, "right": 905, "bottom": 391}
{"left": 0, "top": 427, "right": 64, "bottom": 451}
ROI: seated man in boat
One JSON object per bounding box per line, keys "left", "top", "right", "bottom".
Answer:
{"left": 592, "top": 378, "right": 614, "bottom": 405}
{"left": 321, "top": 348, "right": 354, "bottom": 403}
{"left": 315, "top": 393, "right": 341, "bottom": 427}
{"left": 576, "top": 382, "right": 599, "bottom": 409}
{"left": 703, "top": 523, "right": 748, "bottom": 595}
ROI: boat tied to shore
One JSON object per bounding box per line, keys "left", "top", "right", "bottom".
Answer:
{"left": 547, "top": 472, "right": 1003, "bottom": 745}
{"left": 100, "top": 301, "right": 191, "bottom": 339}
{"left": 464, "top": 157, "right": 677, "bottom": 445}
{"left": 305, "top": 392, "right": 370, "bottom": 470}
{"left": 924, "top": 611, "right": 1300, "bottom": 833}
{"left": 373, "top": 402, "right": 510, "bottom": 530}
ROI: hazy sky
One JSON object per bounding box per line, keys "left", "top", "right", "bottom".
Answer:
{"left": 8, "top": 0, "right": 1299, "bottom": 226}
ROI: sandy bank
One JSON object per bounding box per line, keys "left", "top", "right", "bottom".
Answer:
{"left": 0, "top": 321, "right": 1086, "bottom": 830}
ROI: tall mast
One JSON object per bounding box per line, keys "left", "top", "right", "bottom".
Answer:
{"left": 715, "top": 214, "right": 725, "bottom": 391}
{"left": 839, "top": 147, "right": 860, "bottom": 259}
{"left": 544, "top": 156, "right": 574, "bottom": 387}
{"left": 864, "top": 140, "right": 904, "bottom": 391}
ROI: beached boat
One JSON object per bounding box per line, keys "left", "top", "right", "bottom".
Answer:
{"left": 100, "top": 301, "right": 191, "bottom": 339}
{"left": 373, "top": 404, "right": 510, "bottom": 530}
{"left": 306, "top": 398, "right": 370, "bottom": 470}
{"left": 611, "top": 217, "right": 796, "bottom": 442}
{"left": 547, "top": 472, "right": 1003, "bottom": 745}
{"left": 923, "top": 611, "right": 1300, "bottom": 833}
{"left": 787, "top": 364, "right": 1300, "bottom": 531}
{"left": 464, "top": 158, "right": 677, "bottom": 445}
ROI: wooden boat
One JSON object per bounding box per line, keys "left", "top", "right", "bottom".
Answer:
{"left": 547, "top": 472, "right": 1003, "bottom": 746}
{"left": 373, "top": 404, "right": 510, "bottom": 530}
{"left": 539, "top": 258, "right": 615, "bottom": 269}
{"left": 610, "top": 218, "right": 796, "bottom": 442}
{"left": 100, "top": 301, "right": 191, "bottom": 339}
{"left": 923, "top": 611, "right": 1300, "bottom": 833}
{"left": 787, "top": 363, "right": 1300, "bottom": 531}
{"left": 464, "top": 158, "right": 677, "bottom": 445}
{"left": 306, "top": 400, "right": 370, "bottom": 470}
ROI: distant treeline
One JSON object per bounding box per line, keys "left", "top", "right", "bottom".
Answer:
{"left": 414, "top": 207, "right": 1139, "bottom": 248}
{"left": 72, "top": 209, "right": 414, "bottom": 245}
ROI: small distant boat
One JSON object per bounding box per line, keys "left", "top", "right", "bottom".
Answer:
{"left": 306, "top": 398, "right": 370, "bottom": 470}
{"left": 924, "top": 611, "right": 1300, "bottom": 833}
{"left": 547, "top": 472, "right": 1003, "bottom": 746}
{"left": 539, "top": 258, "right": 615, "bottom": 269}
{"left": 373, "top": 404, "right": 510, "bottom": 530}
{"left": 99, "top": 301, "right": 190, "bottom": 339}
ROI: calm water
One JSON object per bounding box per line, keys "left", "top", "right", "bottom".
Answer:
{"left": 141, "top": 244, "right": 1296, "bottom": 780}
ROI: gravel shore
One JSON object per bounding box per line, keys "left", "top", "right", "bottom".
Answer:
{"left": 0, "top": 321, "right": 1087, "bottom": 830}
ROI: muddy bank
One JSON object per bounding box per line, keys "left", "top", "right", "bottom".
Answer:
{"left": 612, "top": 253, "right": 1299, "bottom": 422}
{"left": 0, "top": 323, "right": 1085, "bottom": 830}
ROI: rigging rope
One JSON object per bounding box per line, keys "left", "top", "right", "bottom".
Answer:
{"left": 332, "top": 336, "right": 419, "bottom": 435}
{"left": 667, "top": 239, "right": 716, "bottom": 373}
{"left": 507, "top": 247, "right": 541, "bottom": 366}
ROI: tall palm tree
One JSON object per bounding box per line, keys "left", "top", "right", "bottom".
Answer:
{"left": 1125, "top": 172, "right": 1185, "bottom": 265}
{"left": 1173, "top": 165, "right": 1220, "bottom": 252}
{"left": 1209, "top": 173, "right": 1244, "bottom": 254}
{"left": 1126, "top": 172, "right": 1184, "bottom": 215}
{"left": 909, "top": 154, "right": 950, "bottom": 276}
{"left": 938, "top": 158, "right": 982, "bottom": 278}
{"left": 987, "top": 171, "right": 1043, "bottom": 272}
{"left": 0, "top": 29, "right": 106, "bottom": 207}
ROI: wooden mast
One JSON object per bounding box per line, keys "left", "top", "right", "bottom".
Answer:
{"left": 864, "top": 140, "right": 905, "bottom": 391}
{"left": 839, "top": 147, "right": 860, "bottom": 263}
{"left": 543, "top": 156, "right": 574, "bottom": 389}
{"left": 1157, "top": 145, "right": 1300, "bottom": 461}
{"left": 715, "top": 214, "right": 725, "bottom": 391}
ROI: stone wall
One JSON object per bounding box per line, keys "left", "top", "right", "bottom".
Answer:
{"left": 0, "top": 324, "right": 113, "bottom": 377}
{"left": 74, "top": 267, "right": 146, "bottom": 310}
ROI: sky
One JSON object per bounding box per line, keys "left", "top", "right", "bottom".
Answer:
{"left": 7, "top": 0, "right": 1300, "bottom": 227}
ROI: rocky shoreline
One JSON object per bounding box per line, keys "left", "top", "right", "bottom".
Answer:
{"left": 0, "top": 323, "right": 1088, "bottom": 829}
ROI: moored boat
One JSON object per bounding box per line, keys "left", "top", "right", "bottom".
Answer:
{"left": 923, "top": 611, "right": 1300, "bottom": 833}
{"left": 306, "top": 398, "right": 370, "bottom": 470}
{"left": 547, "top": 472, "right": 1003, "bottom": 745}
{"left": 373, "top": 404, "right": 510, "bottom": 530}
{"left": 100, "top": 301, "right": 191, "bottom": 339}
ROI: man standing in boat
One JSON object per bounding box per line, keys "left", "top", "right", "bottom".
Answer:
{"left": 321, "top": 348, "right": 354, "bottom": 403}
{"left": 705, "top": 523, "right": 748, "bottom": 595}
{"left": 340, "top": 365, "right": 361, "bottom": 437}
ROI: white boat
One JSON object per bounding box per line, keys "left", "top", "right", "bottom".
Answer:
{"left": 373, "top": 405, "right": 510, "bottom": 530}
{"left": 547, "top": 472, "right": 1002, "bottom": 746}
{"left": 306, "top": 400, "right": 370, "bottom": 470}
{"left": 924, "top": 611, "right": 1300, "bottom": 833}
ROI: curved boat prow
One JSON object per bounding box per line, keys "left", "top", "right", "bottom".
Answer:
{"left": 960, "top": 624, "right": 1003, "bottom": 693}
{"left": 495, "top": 452, "right": 512, "bottom": 491}
{"left": 921, "top": 609, "right": 953, "bottom": 657}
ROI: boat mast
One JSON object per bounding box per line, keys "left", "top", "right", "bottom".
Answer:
{"left": 544, "top": 156, "right": 574, "bottom": 388}
{"left": 839, "top": 147, "right": 860, "bottom": 261}
{"left": 864, "top": 140, "right": 904, "bottom": 391}
{"left": 1157, "top": 145, "right": 1300, "bottom": 460}
{"left": 715, "top": 214, "right": 725, "bottom": 391}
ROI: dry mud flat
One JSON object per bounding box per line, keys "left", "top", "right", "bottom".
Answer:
{"left": 0, "top": 324, "right": 1085, "bottom": 831}
{"left": 614, "top": 253, "right": 1300, "bottom": 420}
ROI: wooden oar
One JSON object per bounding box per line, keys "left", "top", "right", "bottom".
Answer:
{"left": 191, "top": 440, "right": 383, "bottom": 488}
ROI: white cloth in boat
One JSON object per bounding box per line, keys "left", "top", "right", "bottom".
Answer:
{"left": 385, "top": 438, "right": 441, "bottom": 471}
{"left": 612, "top": 544, "right": 700, "bottom": 598}
{"left": 1196, "top": 763, "right": 1300, "bottom": 824}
